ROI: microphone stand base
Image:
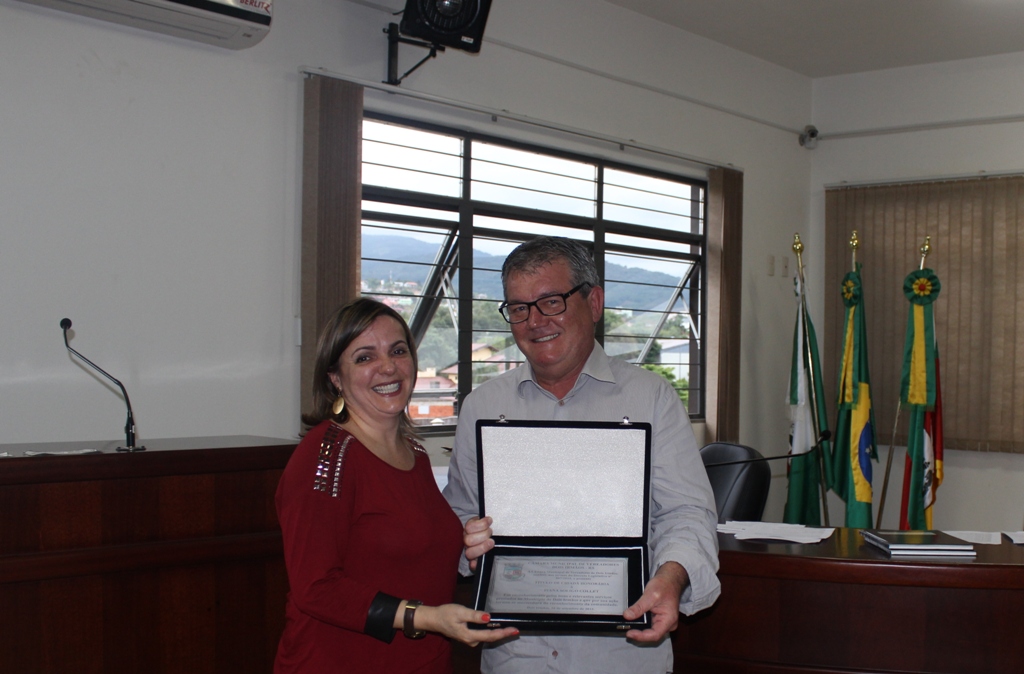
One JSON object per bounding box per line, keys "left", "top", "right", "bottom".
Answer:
{"left": 116, "top": 445, "right": 147, "bottom": 452}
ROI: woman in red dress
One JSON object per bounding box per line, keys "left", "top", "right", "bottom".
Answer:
{"left": 275, "top": 299, "right": 516, "bottom": 673}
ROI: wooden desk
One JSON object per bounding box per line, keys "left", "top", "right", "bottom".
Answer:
{"left": 0, "top": 436, "right": 296, "bottom": 674}
{"left": 11, "top": 441, "right": 1015, "bottom": 674}
{"left": 674, "top": 529, "right": 1024, "bottom": 674}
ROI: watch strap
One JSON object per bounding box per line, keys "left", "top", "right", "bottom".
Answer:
{"left": 403, "top": 599, "right": 426, "bottom": 639}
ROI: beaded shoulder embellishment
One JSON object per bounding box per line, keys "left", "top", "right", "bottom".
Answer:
{"left": 313, "top": 424, "right": 352, "bottom": 498}
{"left": 408, "top": 437, "right": 428, "bottom": 456}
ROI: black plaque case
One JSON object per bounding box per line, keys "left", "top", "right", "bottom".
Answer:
{"left": 470, "top": 419, "right": 652, "bottom": 633}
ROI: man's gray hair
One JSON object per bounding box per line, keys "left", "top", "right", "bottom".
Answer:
{"left": 501, "top": 236, "right": 600, "bottom": 298}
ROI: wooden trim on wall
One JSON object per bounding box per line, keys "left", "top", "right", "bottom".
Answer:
{"left": 705, "top": 167, "right": 743, "bottom": 442}
{"left": 300, "top": 76, "right": 363, "bottom": 416}
{"left": 0, "top": 533, "right": 283, "bottom": 584}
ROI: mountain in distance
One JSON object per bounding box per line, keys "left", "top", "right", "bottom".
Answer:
{"left": 362, "top": 233, "right": 689, "bottom": 310}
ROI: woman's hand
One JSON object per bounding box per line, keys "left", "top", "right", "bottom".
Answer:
{"left": 417, "top": 603, "right": 519, "bottom": 647}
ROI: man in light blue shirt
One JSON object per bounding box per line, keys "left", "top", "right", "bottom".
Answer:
{"left": 443, "top": 236, "right": 720, "bottom": 673}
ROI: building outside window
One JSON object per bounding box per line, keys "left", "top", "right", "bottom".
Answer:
{"left": 360, "top": 114, "right": 705, "bottom": 431}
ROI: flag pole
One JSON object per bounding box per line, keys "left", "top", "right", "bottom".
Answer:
{"left": 876, "top": 236, "right": 931, "bottom": 528}
{"left": 793, "top": 234, "right": 830, "bottom": 526}
{"left": 875, "top": 401, "right": 902, "bottom": 528}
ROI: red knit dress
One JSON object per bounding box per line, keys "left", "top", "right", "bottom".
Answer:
{"left": 274, "top": 421, "right": 464, "bottom": 673}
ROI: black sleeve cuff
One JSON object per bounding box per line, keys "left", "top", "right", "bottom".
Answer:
{"left": 364, "top": 592, "right": 402, "bottom": 643}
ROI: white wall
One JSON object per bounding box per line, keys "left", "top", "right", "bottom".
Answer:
{"left": 2, "top": 0, "right": 1018, "bottom": 531}
{"left": 808, "top": 54, "right": 1024, "bottom": 531}
{"left": 0, "top": 0, "right": 812, "bottom": 465}
{"left": 2, "top": 0, "right": 1017, "bottom": 531}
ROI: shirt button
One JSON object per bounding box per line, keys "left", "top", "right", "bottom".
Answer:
{"left": 551, "top": 650, "right": 558, "bottom": 658}
{"left": 558, "top": 400, "right": 565, "bottom": 406}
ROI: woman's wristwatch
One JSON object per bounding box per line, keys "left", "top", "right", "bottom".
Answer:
{"left": 403, "top": 600, "right": 426, "bottom": 639}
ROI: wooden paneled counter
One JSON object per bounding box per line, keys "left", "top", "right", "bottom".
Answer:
{"left": 0, "top": 436, "right": 296, "bottom": 673}
{"left": 673, "top": 529, "right": 1024, "bottom": 674}
{"left": 10, "top": 440, "right": 1018, "bottom": 674}
{"left": 454, "top": 529, "right": 1024, "bottom": 674}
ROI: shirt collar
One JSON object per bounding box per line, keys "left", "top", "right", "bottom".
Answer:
{"left": 514, "top": 340, "right": 616, "bottom": 398}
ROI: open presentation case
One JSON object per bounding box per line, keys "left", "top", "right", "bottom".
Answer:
{"left": 470, "top": 419, "right": 652, "bottom": 633}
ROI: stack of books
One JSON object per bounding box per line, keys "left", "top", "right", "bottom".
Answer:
{"left": 861, "top": 530, "right": 976, "bottom": 558}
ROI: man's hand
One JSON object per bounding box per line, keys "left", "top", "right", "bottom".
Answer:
{"left": 463, "top": 516, "right": 495, "bottom": 571}
{"left": 623, "top": 561, "right": 688, "bottom": 642}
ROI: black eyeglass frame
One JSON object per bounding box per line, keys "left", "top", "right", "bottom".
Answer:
{"left": 497, "top": 283, "right": 590, "bottom": 324}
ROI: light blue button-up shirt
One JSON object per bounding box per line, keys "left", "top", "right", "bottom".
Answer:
{"left": 444, "top": 342, "right": 720, "bottom": 674}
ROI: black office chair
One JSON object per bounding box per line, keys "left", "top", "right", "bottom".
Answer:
{"left": 700, "top": 442, "right": 771, "bottom": 524}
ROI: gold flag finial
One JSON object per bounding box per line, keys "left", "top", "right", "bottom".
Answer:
{"left": 792, "top": 233, "right": 805, "bottom": 281}
{"left": 850, "top": 230, "right": 860, "bottom": 270}
{"left": 919, "top": 235, "right": 931, "bottom": 270}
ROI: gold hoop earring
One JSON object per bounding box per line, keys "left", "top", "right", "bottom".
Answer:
{"left": 332, "top": 396, "right": 345, "bottom": 416}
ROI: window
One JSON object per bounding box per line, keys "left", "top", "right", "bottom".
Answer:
{"left": 360, "top": 115, "right": 706, "bottom": 430}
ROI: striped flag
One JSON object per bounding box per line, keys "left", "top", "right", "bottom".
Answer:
{"left": 902, "top": 352, "right": 944, "bottom": 529}
{"left": 921, "top": 355, "right": 944, "bottom": 527}
{"left": 784, "top": 276, "right": 832, "bottom": 525}
{"left": 832, "top": 265, "right": 877, "bottom": 528}
{"left": 897, "top": 268, "right": 942, "bottom": 530}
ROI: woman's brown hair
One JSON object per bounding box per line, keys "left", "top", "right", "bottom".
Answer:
{"left": 303, "top": 298, "right": 419, "bottom": 437}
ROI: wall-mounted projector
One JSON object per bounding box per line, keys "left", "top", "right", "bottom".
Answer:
{"left": 15, "top": 0, "right": 272, "bottom": 50}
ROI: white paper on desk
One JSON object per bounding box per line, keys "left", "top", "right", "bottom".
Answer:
{"left": 718, "top": 521, "right": 835, "bottom": 544}
{"left": 22, "top": 449, "right": 102, "bottom": 456}
{"left": 942, "top": 530, "right": 1002, "bottom": 545}
{"left": 1004, "top": 531, "right": 1024, "bottom": 545}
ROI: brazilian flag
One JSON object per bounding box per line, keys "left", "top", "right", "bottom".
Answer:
{"left": 831, "top": 265, "right": 877, "bottom": 528}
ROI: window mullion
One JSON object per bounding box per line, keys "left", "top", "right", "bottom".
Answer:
{"left": 595, "top": 165, "right": 606, "bottom": 345}
{"left": 407, "top": 230, "right": 459, "bottom": 344}
{"left": 456, "top": 141, "right": 474, "bottom": 415}
{"left": 690, "top": 184, "right": 706, "bottom": 417}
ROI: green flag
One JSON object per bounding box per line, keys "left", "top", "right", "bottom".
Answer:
{"left": 898, "top": 268, "right": 942, "bottom": 530}
{"left": 831, "top": 265, "right": 877, "bottom": 528}
{"left": 784, "top": 276, "right": 832, "bottom": 525}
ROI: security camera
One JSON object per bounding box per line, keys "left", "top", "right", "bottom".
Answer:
{"left": 799, "top": 125, "right": 819, "bottom": 149}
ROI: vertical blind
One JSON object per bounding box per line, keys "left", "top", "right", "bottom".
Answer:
{"left": 824, "top": 176, "right": 1024, "bottom": 454}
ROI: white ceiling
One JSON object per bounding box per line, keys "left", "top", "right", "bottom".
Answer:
{"left": 605, "top": 0, "right": 1024, "bottom": 78}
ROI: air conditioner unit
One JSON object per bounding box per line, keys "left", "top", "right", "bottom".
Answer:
{"left": 16, "top": 0, "right": 271, "bottom": 50}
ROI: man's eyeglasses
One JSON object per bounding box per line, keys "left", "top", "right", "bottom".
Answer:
{"left": 498, "top": 283, "right": 589, "bottom": 324}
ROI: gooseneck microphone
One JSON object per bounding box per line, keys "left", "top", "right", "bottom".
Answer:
{"left": 703, "top": 431, "right": 832, "bottom": 469}
{"left": 60, "top": 318, "right": 146, "bottom": 452}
